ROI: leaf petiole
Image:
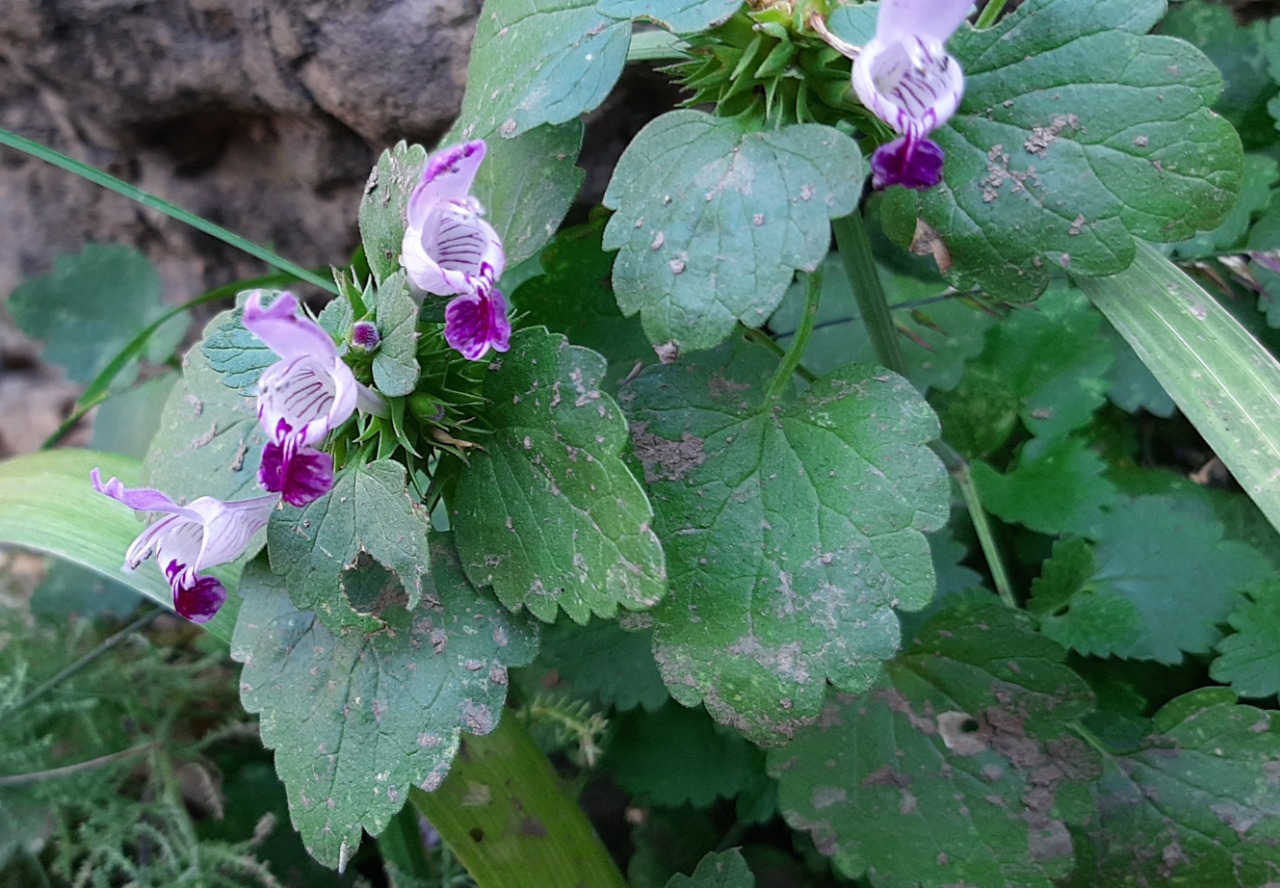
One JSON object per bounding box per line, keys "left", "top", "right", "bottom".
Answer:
{"left": 766, "top": 268, "right": 822, "bottom": 402}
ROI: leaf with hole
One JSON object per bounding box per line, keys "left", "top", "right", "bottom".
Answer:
{"left": 232, "top": 535, "right": 538, "bottom": 870}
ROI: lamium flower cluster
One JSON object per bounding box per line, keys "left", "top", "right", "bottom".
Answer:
{"left": 94, "top": 141, "right": 509, "bottom": 624}
{"left": 850, "top": 0, "right": 974, "bottom": 190}
{"left": 94, "top": 291, "right": 388, "bottom": 622}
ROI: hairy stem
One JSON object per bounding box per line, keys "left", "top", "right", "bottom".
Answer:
{"left": 411, "top": 713, "right": 626, "bottom": 888}
{"left": 0, "top": 127, "right": 338, "bottom": 295}
{"left": 832, "top": 212, "right": 1015, "bottom": 606}
{"left": 0, "top": 743, "right": 161, "bottom": 787}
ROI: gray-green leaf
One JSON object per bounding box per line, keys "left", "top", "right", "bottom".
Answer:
{"left": 371, "top": 271, "right": 420, "bottom": 397}
{"left": 596, "top": 0, "right": 738, "bottom": 34}
{"left": 8, "top": 244, "right": 188, "bottom": 385}
{"left": 457, "top": 0, "right": 629, "bottom": 139}
{"left": 359, "top": 142, "right": 428, "bottom": 287}
{"left": 145, "top": 315, "right": 268, "bottom": 503}
{"left": 623, "top": 338, "right": 948, "bottom": 743}
{"left": 446, "top": 327, "right": 666, "bottom": 623}
{"left": 232, "top": 535, "right": 538, "bottom": 870}
{"left": 603, "top": 111, "right": 863, "bottom": 353}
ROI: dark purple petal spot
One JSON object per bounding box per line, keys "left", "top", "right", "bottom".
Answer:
{"left": 165, "top": 560, "right": 228, "bottom": 623}
{"left": 351, "top": 320, "right": 381, "bottom": 352}
{"left": 870, "top": 135, "right": 946, "bottom": 191}
{"left": 259, "top": 440, "right": 335, "bottom": 507}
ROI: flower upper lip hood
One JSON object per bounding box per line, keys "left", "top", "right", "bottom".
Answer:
{"left": 243, "top": 290, "right": 360, "bottom": 451}
{"left": 92, "top": 468, "right": 276, "bottom": 623}
{"left": 402, "top": 140, "right": 507, "bottom": 297}
{"left": 850, "top": 0, "right": 974, "bottom": 190}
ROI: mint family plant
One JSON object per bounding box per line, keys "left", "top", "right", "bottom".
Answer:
{"left": 5, "top": 0, "right": 1280, "bottom": 885}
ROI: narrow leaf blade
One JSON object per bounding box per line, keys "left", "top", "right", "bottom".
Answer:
{"left": 1076, "top": 242, "right": 1280, "bottom": 534}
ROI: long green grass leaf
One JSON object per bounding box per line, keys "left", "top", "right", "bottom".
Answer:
{"left": 1076, "top": 242, "right": 1280, "bottom": 534}
{"left": 0, "top": 127, "right": 337, "bottom": 295}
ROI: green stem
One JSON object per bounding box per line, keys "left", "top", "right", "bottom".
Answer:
{"left": 0, "top": 127, "right": 338, "bottom": 295}
{"left": 766, "top": 269, "right": 822, "bottom": 401}
{"left": 831, "top": 213, "right": 906, "bottom": 375}
{"left": 935, "top": 440, "right": 1016, "bottom": 607}
{"left": 411, "top": 714, "right": 627, "bottom": 888}
{"left": 626, "top": 28, "right": 692, "bottom": 62}
{"left": 744, "top": 327, "right": 818, "bottom": 383}
{"left": 0, "top": 742, "right": 161, "bottom": 787}
{"left": 832, "top": 212, "right": 1015, "bottom": 607}
{"left": 974, "top": 0, "right": 1008, "bottom": 29}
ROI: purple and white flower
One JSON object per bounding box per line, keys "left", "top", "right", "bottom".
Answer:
{"left": 851, "top": 0, "right": 974, "bottom": 190}
{"left": 243, "top": 290, "right": 384, "bottom": 506}
{"left": 92, "top": 469, "right": 276, "bottom": 623}
{"left": 401, "top": 140, "right": 511, "bottom": 361}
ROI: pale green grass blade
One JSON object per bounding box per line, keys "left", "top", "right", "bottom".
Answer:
{"left": 0, "top": 450, "right": 237, "bottom": 643}
{"left": 1076, "top": 241, "right": 1280, "bottom": 534}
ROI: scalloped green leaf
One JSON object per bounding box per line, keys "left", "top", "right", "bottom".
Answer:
{"left": 665, "top": 850, "right": 755, "bottom": 888}
{"left": 622, "top": 338, "right": 948, "bottom": 743}
{"left": 446, "top": 326, "right": 666, "bottom": 623}
{"left": 371, "top": 271, "right": 420, "bottom": 397}
{"left": 1028, "top": 496, "right": 1271, "bottom": 663}
{"left": 7, "top": 244, "right": 188, "bottom": 385}
{"left": 933, "top": 284, "right": 1114, "bottom": 452}
{"left": 457, "top": 0, "right": 629, "bottom": 139}
{"left": 535, "top": 617, "right": 670, "bottom": 712}
{"left": 603, "top": 111, "right": 863, "bottom": 353}
{"left": 596, "top": 0, "right": 737, "bottom": 34}
{"left": 605, "top": 701, "right": 765, "bottom": 807}
{"left": 769, "top": 600, "right": 1100, "bottom": 888}
{"left": 200, "top": 297, "right": 283, "bottom": 397}
{"left": 972, "top": 436, "right": 1120, "bottom": 536}
{"left": 145, "top": 315, "right": 269, "bottom": 504}
{"left": 876, "top": 0, "right": 1242, "bottom": 301}
{"left": 266, "top": 459, "right": 432, "bottom": 634}
{"left": 359, "top": 141, "right": 428, "bottom": 287}
{"left": 1211, "top": 579, "right": 1280, "bottom": 698}
{"left": 231, "top": 535, "right": 538, "bottom": 870}
{"left": 1066, "top": 695, "right": 1280, "bottom": 886}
